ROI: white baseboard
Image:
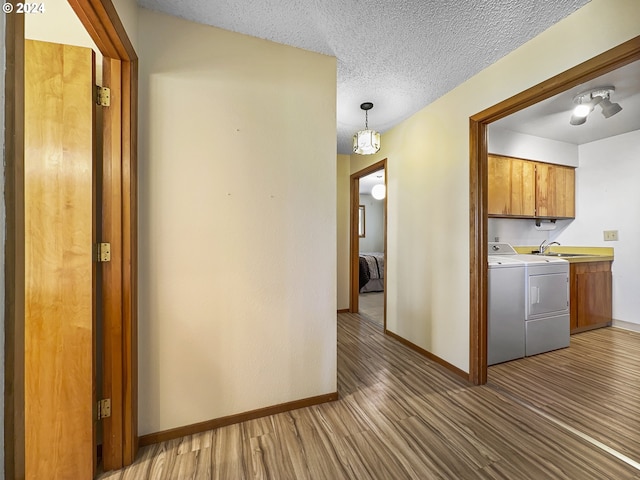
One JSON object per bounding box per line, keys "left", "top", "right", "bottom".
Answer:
{"left": 612, "top": 319, "right": 640, "bottom": 333}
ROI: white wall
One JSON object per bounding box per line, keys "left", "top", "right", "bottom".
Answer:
{"left": 487, "top": 127, "right": 579, "bottom": 246}
{"left": 489, "top": 218, "right": 556, "bottom": 248}
{"left": 489, "top": 125, "right": 579, "bottom": 166}
{"left": 138, "top": 9, "right": 337, "bottom": 435}
{"left": 337, "top": 0, "right": 640, "bottom": 372}
{"left": 359, "top": 194, "right": 384, "bottom": 253}
{"left": 555, "top": 130, "right": 640, "bottom": 324}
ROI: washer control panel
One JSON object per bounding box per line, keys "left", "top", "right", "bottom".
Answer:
{"left": 488, "top": 242, "right": 518, "bottom": 255}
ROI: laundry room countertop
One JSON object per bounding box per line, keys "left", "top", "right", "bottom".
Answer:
{"left": 513, "top": 246, "right": 614, "bottom": 263}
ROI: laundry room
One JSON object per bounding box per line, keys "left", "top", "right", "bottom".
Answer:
{"left": 484, "top": 61, "right": 640, "bottom": 365}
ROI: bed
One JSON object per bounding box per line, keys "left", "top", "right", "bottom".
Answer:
{"left": 359, "top": 252, "right": 384, "bottom": 293}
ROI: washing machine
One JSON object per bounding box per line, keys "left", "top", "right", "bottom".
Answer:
{"left": 488, "top": 243, "right": 570, "bottom": 364}
{"left": 488, "top": 253, "right": 525, "bottom": 365}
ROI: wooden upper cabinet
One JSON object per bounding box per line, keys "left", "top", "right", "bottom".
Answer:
{"left": 535, "top": 162, "right": 575, "bottom": 218}
{"left": 488, "top": 154, "right": 575, "bottom": 219}
{"left": 488, "top": 155, "right": 535, "bottom": 216}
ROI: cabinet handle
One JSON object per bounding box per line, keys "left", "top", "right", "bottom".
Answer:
{"left": 530, "top": 286, "right": 540, "bottom": 304}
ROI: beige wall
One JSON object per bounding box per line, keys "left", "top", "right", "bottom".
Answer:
{"left": 138, "top": 9, "right": 337, "bottom": 435}
{"left": 336, "top": 154, "right": 350, "bottom": 310}
{"left": 25, "top": 0, "right": 101, "bottom": 81}
{"left": 25, "top": 0, "right": 98, "bottom": 45}
{"left": 337, "top": 0, "right": 640, "bottom": 372}
{"left": 24, "top": 0, "right": 139, "bottom": 76}
{"left": 112, "top": 0, "right": 138, "bottom": 51}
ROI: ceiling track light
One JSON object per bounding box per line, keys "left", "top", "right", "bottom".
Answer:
{"left": 353, "top": 102, "right": 380, "bottom": 155}
{"left": 569, "top": 86, "right": 622, "bottom": 126}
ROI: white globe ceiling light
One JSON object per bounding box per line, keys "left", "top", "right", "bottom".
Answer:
{"left": 353, "top": 102, "right": 380, "bottom": 155}
{"left": 569, "top": 86, "right": 622, "bottom": 126}
{"left": 371, "top": 184, "right": 386, "bottom": 200}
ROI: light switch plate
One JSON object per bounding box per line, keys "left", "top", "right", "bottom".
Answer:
{"left": 603, "top": 230, "right": 619, "bottom": 241}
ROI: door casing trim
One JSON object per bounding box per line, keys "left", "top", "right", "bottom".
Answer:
{"left": 350, "top": 159, "right": 387, "bottom": 331}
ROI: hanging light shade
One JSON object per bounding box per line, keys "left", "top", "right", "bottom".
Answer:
{"left": 353, "top": 102, "right": 380, "bottom": 155}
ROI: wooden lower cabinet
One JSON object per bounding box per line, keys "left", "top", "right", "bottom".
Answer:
{"left": 570, "top": 261, "right": 612, "bottom": 334}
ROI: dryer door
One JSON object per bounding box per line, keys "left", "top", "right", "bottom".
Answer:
{"left": 527, "top": 272, "right": 569, "bottom": 319}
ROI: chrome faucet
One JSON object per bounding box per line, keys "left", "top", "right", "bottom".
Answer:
{"left": 539, "top": 240, "right": 560, "bottom": 254}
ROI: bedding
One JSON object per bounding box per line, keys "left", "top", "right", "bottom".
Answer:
{"left": 359, "top": 253, "right": 384, "bottom": 292}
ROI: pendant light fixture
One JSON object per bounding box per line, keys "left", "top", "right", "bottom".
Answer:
{"left": 353, "top": 102, "right": 380, "bottom": 155}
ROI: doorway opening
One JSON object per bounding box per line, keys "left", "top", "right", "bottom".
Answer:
{"left": 468, "top": 36, "right": 640, "bottom": 385}
{"left": 350, "top": 159, "right": 387, "bottom": 330}
{"left": 4, "top": 2, "right": 139, "bottom": 476}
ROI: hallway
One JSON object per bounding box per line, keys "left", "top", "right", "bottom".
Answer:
{"left": 98, "top": 314, "right": 640, "bottom": 479}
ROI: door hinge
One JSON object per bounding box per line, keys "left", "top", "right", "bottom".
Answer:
{"left": 96, "top": 86, "right": 111, "bottom": 107}
{"left": 97, "top": 398, "right": 111, "bottom": 420}
{"left": 97, "top": 242, "right": 111, "bottom": 262}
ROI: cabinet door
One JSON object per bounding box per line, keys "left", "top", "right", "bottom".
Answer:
{"left": 535, "top": 163, "right": 575, "bottom": 218}
{"left": 561, "top": 167, "right": 575, "bottom": 217}
{"left": 488, "top": 155, "right": 535, "bottom": 216}
{"left": 575, "top": 263, "right": 612, "bottom": 329}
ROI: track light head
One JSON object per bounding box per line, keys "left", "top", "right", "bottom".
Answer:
{"left": 600, "top": 97, "right": 623, "bottom": 118}
{"left": 569, "top": 114, "right": 587, "bottom": 126}
{"left": 569, "top": 95, "right": 602, "bottom": 126}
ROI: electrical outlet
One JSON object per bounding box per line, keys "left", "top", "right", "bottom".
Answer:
{"left": 603, "top": 230, "right": 619, "bottom": 241}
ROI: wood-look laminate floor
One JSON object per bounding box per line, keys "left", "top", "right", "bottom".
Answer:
{"left": 489, "top": 326, "right": 640, "bottom": 466}
{"left": 98, "top": 317, "right": 640, "bottom": 479}
{"left": 358, "top": 292, "right": 384, "bottom": 327}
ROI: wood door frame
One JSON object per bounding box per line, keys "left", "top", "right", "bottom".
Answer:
{"left": 350, "top": 159, "right": 387, "bottom": 330}
{"left": 4, "top": 0, "right": 139, "bottom": 475}
{"left": 469, "top": 35, "right": 640, "bottom": 385}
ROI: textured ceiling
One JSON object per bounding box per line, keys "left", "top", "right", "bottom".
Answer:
{"left": 137, "top": 0, "right": 589, "bottom": 153}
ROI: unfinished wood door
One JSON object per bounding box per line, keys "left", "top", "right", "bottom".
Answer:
{"left": 24, "top": 39, "right": 96, "bottom": 480}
